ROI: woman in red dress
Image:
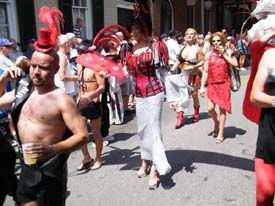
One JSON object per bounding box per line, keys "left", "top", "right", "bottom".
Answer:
{"left": 200, "top": 32, "right": 238, "bottom": 143}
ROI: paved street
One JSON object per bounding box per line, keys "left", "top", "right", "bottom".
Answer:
{"left": 5, "top": 72, "right": 261, "bottom": 206}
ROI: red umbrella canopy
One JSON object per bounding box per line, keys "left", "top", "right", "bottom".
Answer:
{"left": 76, "top": 51, "right": 127, "bottom": 79}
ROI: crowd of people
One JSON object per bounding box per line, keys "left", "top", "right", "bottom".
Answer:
{"left": 1, "top": 0, "right": 275, "bottom": 205}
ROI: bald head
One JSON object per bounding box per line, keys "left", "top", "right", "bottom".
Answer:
{"left": 30, "top": 50, "right": 60, "bottom": 87}
{"left": 31, "top": 49, "right": 60, "bottom": 73}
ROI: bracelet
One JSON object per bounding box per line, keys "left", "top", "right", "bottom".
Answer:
{"left": 271, "top": 96, "right": 275, "bottom": 107}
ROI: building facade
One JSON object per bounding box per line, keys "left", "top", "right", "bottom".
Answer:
{"left": 0, "top": 0, "right": 256, "bottom": 52}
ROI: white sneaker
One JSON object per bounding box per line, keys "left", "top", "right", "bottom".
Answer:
{"left": 103, "top": 135, "right": 115, "bottom": 142}
{"left": 240, "top": 67, "right": 246, "bottom": 71}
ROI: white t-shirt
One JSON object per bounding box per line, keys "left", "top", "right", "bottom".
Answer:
{"left": 165, "top": 38, "right": 179, "bottom": 65}
{"left": 0, "top": 55, "right": 13, "bottom": 71}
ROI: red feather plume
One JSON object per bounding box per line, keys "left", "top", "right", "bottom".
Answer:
{"left": 92, "top": 24, "right": 131, "bottom": 51}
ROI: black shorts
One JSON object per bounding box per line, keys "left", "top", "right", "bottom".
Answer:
{"left": 17, "top": 159, "right": 67, "bottom": 206}
{"left": 80, "top": 101, "right": 102, "bottom": 120}
{"left": 16, "top": 152, "right": 69, "bottom": 206}
{"left": 0, "top": 136, "right": 16, "bottom": 205}
{"left": 17, "top": 176, "right": 67, "bottom": 206}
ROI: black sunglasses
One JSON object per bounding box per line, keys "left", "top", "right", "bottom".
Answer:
{"left": 212, "top": 39, "right": 221, "bottom": 43}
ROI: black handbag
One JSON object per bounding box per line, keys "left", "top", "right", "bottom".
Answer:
{"left": 230, "top": 66, "right": 241, "bottom": 92}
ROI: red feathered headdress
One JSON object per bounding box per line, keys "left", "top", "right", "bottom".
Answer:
{"left": 132, "top": 0, "right": 152, "bottom": 37}
{"left": 34, "top": 6, "right": 64, "bottom": 53}
{"left": 92, "top": 24, "right": 131, "bottom": 52}
{"left": 76, "top": 24, "right": 131, "bottom": 79}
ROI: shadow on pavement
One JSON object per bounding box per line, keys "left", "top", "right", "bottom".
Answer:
{"left": 224, "top": 126, "right": 246, "bottom": 139}
{"left": 101, "top": 147, "right": 254, "bottom": 190}
{"left": 184, "top": 112, "right": 211, "bottom": 125}
{"left": 113, "top": 132, "right": 136, "bottom": 142}
{"left": 162, "top": 149, "right": 254, "bottom": 189}
{"left": 165, "top": 149, "right": 254, "bottom": 175}
{"left": 123, "top": 110, "right": 136, "bottom": 124}
{"left": 208, "top": 126, "right": 247, "bottom": 140}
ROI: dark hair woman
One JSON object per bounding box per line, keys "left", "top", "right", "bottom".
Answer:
{"left": 124, "top": 0, "right": 171, "bottom": 189}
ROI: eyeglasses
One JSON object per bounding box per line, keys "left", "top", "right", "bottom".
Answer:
{"left": 212, "top": 39, "right": 221, "bottom": 43}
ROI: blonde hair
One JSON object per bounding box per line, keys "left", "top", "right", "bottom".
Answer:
{"left": 185, "top": 28, "right": 198, "bottom": 44}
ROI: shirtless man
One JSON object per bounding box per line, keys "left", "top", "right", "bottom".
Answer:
{"left": 0, "top": 49, "right": 88, "bottom": 206}
{"left": 76, "top": 50, "right": 105, "bottom": 171}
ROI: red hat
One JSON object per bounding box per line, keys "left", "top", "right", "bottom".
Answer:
{"left": 34, "top": 6, "right": 64, "bottom": 53}
{"left": 34, "top": 28, "right": 56, "bottom": 53}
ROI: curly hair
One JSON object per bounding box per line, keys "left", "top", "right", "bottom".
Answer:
{"left": 210, "top": 32, "right": 226, "bottom": 47}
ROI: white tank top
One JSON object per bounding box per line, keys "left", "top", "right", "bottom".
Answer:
{"left": 181, "top": 45, "right": 198, "bottom": 63}
{"left": 54, "top": 52, "right": 77, "bottom": 96}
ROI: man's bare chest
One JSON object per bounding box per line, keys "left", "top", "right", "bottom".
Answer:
{"left": 19, "top": 95, "right": 61, "bottom": 123}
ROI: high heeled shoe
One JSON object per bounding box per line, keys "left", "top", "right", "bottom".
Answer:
{"left": 149, "top": 178, "right": 160, "bottom": 190}
{"left": 137, "top": 168, "right": 148, "bottom": 178}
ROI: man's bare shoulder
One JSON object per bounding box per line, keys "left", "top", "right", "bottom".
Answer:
{"left": 52, "top": 87, "right": 75, "bottom": 103}
{"left": 27, "top": 87, "right": 71, "bottom": 109}
{"left": 35, "top": 87, "right": 75, "bottom": 110}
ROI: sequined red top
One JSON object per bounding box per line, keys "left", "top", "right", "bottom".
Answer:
{"left": 207, "top": 52, "right": 230, "bottom": 84}
{"left": 126, "top": 41, "right": 165, "bottom": 97}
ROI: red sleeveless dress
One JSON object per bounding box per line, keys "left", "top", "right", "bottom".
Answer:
{"left": 207, "top": 52, "right": 231, "bottom": 113}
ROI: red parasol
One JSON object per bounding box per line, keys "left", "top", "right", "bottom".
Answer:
{"left": 76, "top": 51, "right": 127, "bottom": 79}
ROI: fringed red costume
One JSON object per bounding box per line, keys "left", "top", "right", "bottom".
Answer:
{"left": 125, "top": 40, "right": 168, "bottom": 97}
